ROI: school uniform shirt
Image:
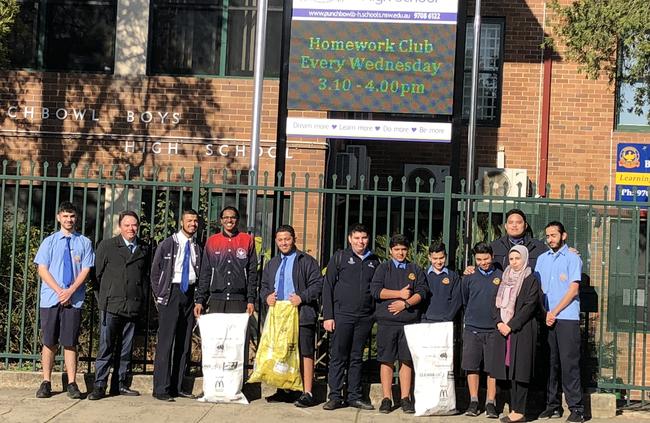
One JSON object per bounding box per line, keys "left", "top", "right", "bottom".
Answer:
{"left": 171, "top": 231, "right": 197, "bottom": 285}
{"left": 422, "top": 266, "right": 461, "bottom": 322}
{"left": 34, "top": 230, "right": 95, "bottom": 308}
{"left": 461, "top": 266, "right": 503, "bottom": 332}
{"left": 534, "top": 244, "right": 582, "bottom": 320}
{"left": 370, "top": 260, "right": 428, "bottom": 326}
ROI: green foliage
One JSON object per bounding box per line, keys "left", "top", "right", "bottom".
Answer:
{"left": 373, "top": 234, "right": 438, "bottom": 269}
{"left": 547, "top": 0, "right": 650, "bottom": 121}
{"left": 139, "top": 191, "right": 178, "bottom": 244}
{"left": 0, "top": 0, "right": 18, "bottom": 66}
{"left": 0, "top": 212, "right": 48, "bottom": 365}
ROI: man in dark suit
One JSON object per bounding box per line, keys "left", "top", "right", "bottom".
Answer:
{"left": 88, "top": 211, "right": 151, "bottom": 400}
{"left": 151, "top": 209, "right": 202, "bottom": 401}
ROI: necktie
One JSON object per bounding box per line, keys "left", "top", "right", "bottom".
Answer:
{"left": 62, "top": 237, "right": 73, "bottom": 288}
{"left": 129, "top": 243, "right": 135, "bottom": 254}
{"left": 277, "top": 256, "right": 287, "bottom": 300}
{"left": 180, "top": 241, "right": 191, "bottom": 294}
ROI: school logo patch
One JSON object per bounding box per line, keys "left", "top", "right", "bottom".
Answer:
{"left": 442, "top": 277, "right": 450, "bottom": 285}
{"left": 368, "top": 262, "right": 375, "bottom": 268}
{"left": 236, "top": 248, "right": 247, "bottom": 259}
{"left": 559, "top": 273, "right": 568, "bottom": 281}
{"left": 408, "top": 272, "right": 416, "bottom": 281}
{"left": 348, "top": 257, "right": 355, "bottom": 264}
{"left": 493, "top": 277, "right": 501, "bottom": 286}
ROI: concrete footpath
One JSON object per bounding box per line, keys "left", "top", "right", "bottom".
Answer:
{"left": 0, "top": 387, "right": 648, "bottom": 423}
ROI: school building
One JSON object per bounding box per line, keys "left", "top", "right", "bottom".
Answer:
{"left": 0, "top": 0, "right": 649, "bottom": 400}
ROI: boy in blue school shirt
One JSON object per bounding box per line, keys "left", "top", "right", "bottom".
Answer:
{"left": 422, "top": 241, "right": 461, "bottom": 323}
{"left": 33, "top": 202, "right": 95, "bottom": 399}
{"left": 535, "top": 221, "right": 584, "bottom": 423}
{"left": 461, "top": 242, "right": 501, "bottom": 419}
{"left": 370, "top": 234, "right": 428, "bottom": 414}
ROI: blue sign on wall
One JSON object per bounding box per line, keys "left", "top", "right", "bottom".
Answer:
{"left": 616, "top": 143, "right": 650, "bottom": 202}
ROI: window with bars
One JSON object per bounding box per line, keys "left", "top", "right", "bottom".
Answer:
{"left": 148, "top": 0, "right": 283, "bottom": 77}
{"left": 4, "top": 0, "right": 117, "bottom": 72}
{"left": 462, "top": 18, "right": 505, "bottom": 126}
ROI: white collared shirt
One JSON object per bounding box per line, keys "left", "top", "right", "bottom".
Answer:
{"left": 172, "top": 231, "right": 197, "bottom": 284}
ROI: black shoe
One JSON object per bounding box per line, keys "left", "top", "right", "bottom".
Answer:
{"left": 174, "top": 391, "right": 196, "bottom": 399}
{"left": 465, "top": 401, "right": 480, "bottom": 417}
{"left": 349, "top": 399, "right": 374, "bottom": 410}
{"left": 401, "top": 397, "right": 415, "bottom": 414}
{"left": 153, "top": 393, "right": 175, "bottom": 402}
{"left": 294, "top": 392, "right": 316, "bottom": 408}
{"left": 566, "top": 411, "right": 584, "bottom": 423}
{"left": 539, "top": 407, "right": 563, "bottom": 419}
{"left": 87, "top": 387, "right": 106, "bottom": 401}
{"left": 66, "top": 382, "right": 82, "bottom": 399}
{"left": 266, "top": 390, "right": 294, "bottom": 403}
{"left": 486, "top": 402, "right": 499, "bottom": 418}
{"left": 322, "top": 398, "right": 347, "bottom": 410}
{"left": 116, "top": 385, "right": 140, "bottom": 396}
{"left": 500, "top": 416, "right": 526, "bottom": 423}
{"left": 379, "top": 397, "right": 393, "bottom": 414}
{"left": 36, "top": 381, "right": 52, "bottom": 399}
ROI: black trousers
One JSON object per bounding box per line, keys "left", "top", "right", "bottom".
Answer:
{"left": 547, "top": 319, "right": 583, "bottom": 413}
{"left": 510, "top": 380, "right": 529, "bottom": 414}
{"left": 327, "top": 314, "right": 373, "bottom": 402}
{"left": 94, "top": 311, "right": 135, "bottom": 390}
{"left": 153, "top": 284, "right": 195, "bottom": 395}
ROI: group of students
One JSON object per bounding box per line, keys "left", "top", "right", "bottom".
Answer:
{"left": 32, "top": 202, "right": 584, "bottom": 423}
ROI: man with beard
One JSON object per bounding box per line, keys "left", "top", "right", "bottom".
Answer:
{"left": 535, "top": 222, "right": 584, "bottom": 423}
{"left": 151, "top": 209, "right": 202, "bottom": 401}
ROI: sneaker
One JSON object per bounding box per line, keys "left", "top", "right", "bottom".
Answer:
{"left": 486, "top": 402, "right": 499, "bottom": 418}
{"left": 294, "top": 392, "right": 316, "bottom": 408}
{"left": 401, "top": 397, "right": 415, "bottom": 414}
{"left": 322, "top": 398, "right": 347, "bottom": 410}
{"left": 66, "top": 382, "right": 82, "bottom": 399}
{"left": 465, "top": 401, "right": 480, "bottom": 417}
{"left": 566, "top": 411, "right": 584, "bottom": 423}
{"left": 538, "top": 407, "right": 563, "bottom": 419}
{"left": 36, "top": 381, "right": 52, "bottom": 398}
{"left": 379, "top": 397, "right": 392, "bottom": 414}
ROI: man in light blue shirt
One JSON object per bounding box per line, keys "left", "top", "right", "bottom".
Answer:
{"left": 535, "top": 221, "right": 584, "bottom": 423}
{"left": 33, "top": 202, "right": 94, "bottom": 399}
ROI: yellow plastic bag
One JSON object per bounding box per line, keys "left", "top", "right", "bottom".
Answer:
{"left": 249, "top": 301, "right": 303, "bottom": 391}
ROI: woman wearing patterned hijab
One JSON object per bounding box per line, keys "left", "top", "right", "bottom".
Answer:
{"left": 487, "top": 245, "right": 542, "bottom": 423}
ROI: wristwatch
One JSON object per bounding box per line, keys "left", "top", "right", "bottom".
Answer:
{"left": 403, "top": 300, "right": 411, "bottom": 309}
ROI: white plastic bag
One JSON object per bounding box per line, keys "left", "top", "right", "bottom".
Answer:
{"left": 197, "top": 312, "right": 250, "bottom": 404}
{"left": 404, "top": 322, "right": 456, "bottom": 416}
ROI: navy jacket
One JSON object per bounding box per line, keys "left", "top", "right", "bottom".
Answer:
{"left": 422, "top": 269, "right": 462, "bottom": 322}
{"left": 150, "top": 233, "right": 202, "bottom": 306}
{"left": 322, "top": 248, "right": 380, "bottom": 320}
{"left": 260, "top": 249, "right": 323, "bottom": 326}
{"left": 461, "top": 267, "right": 503, "bottom": 332}
{"left": 370, "top": 260, "right": 428, "bottom": 326}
